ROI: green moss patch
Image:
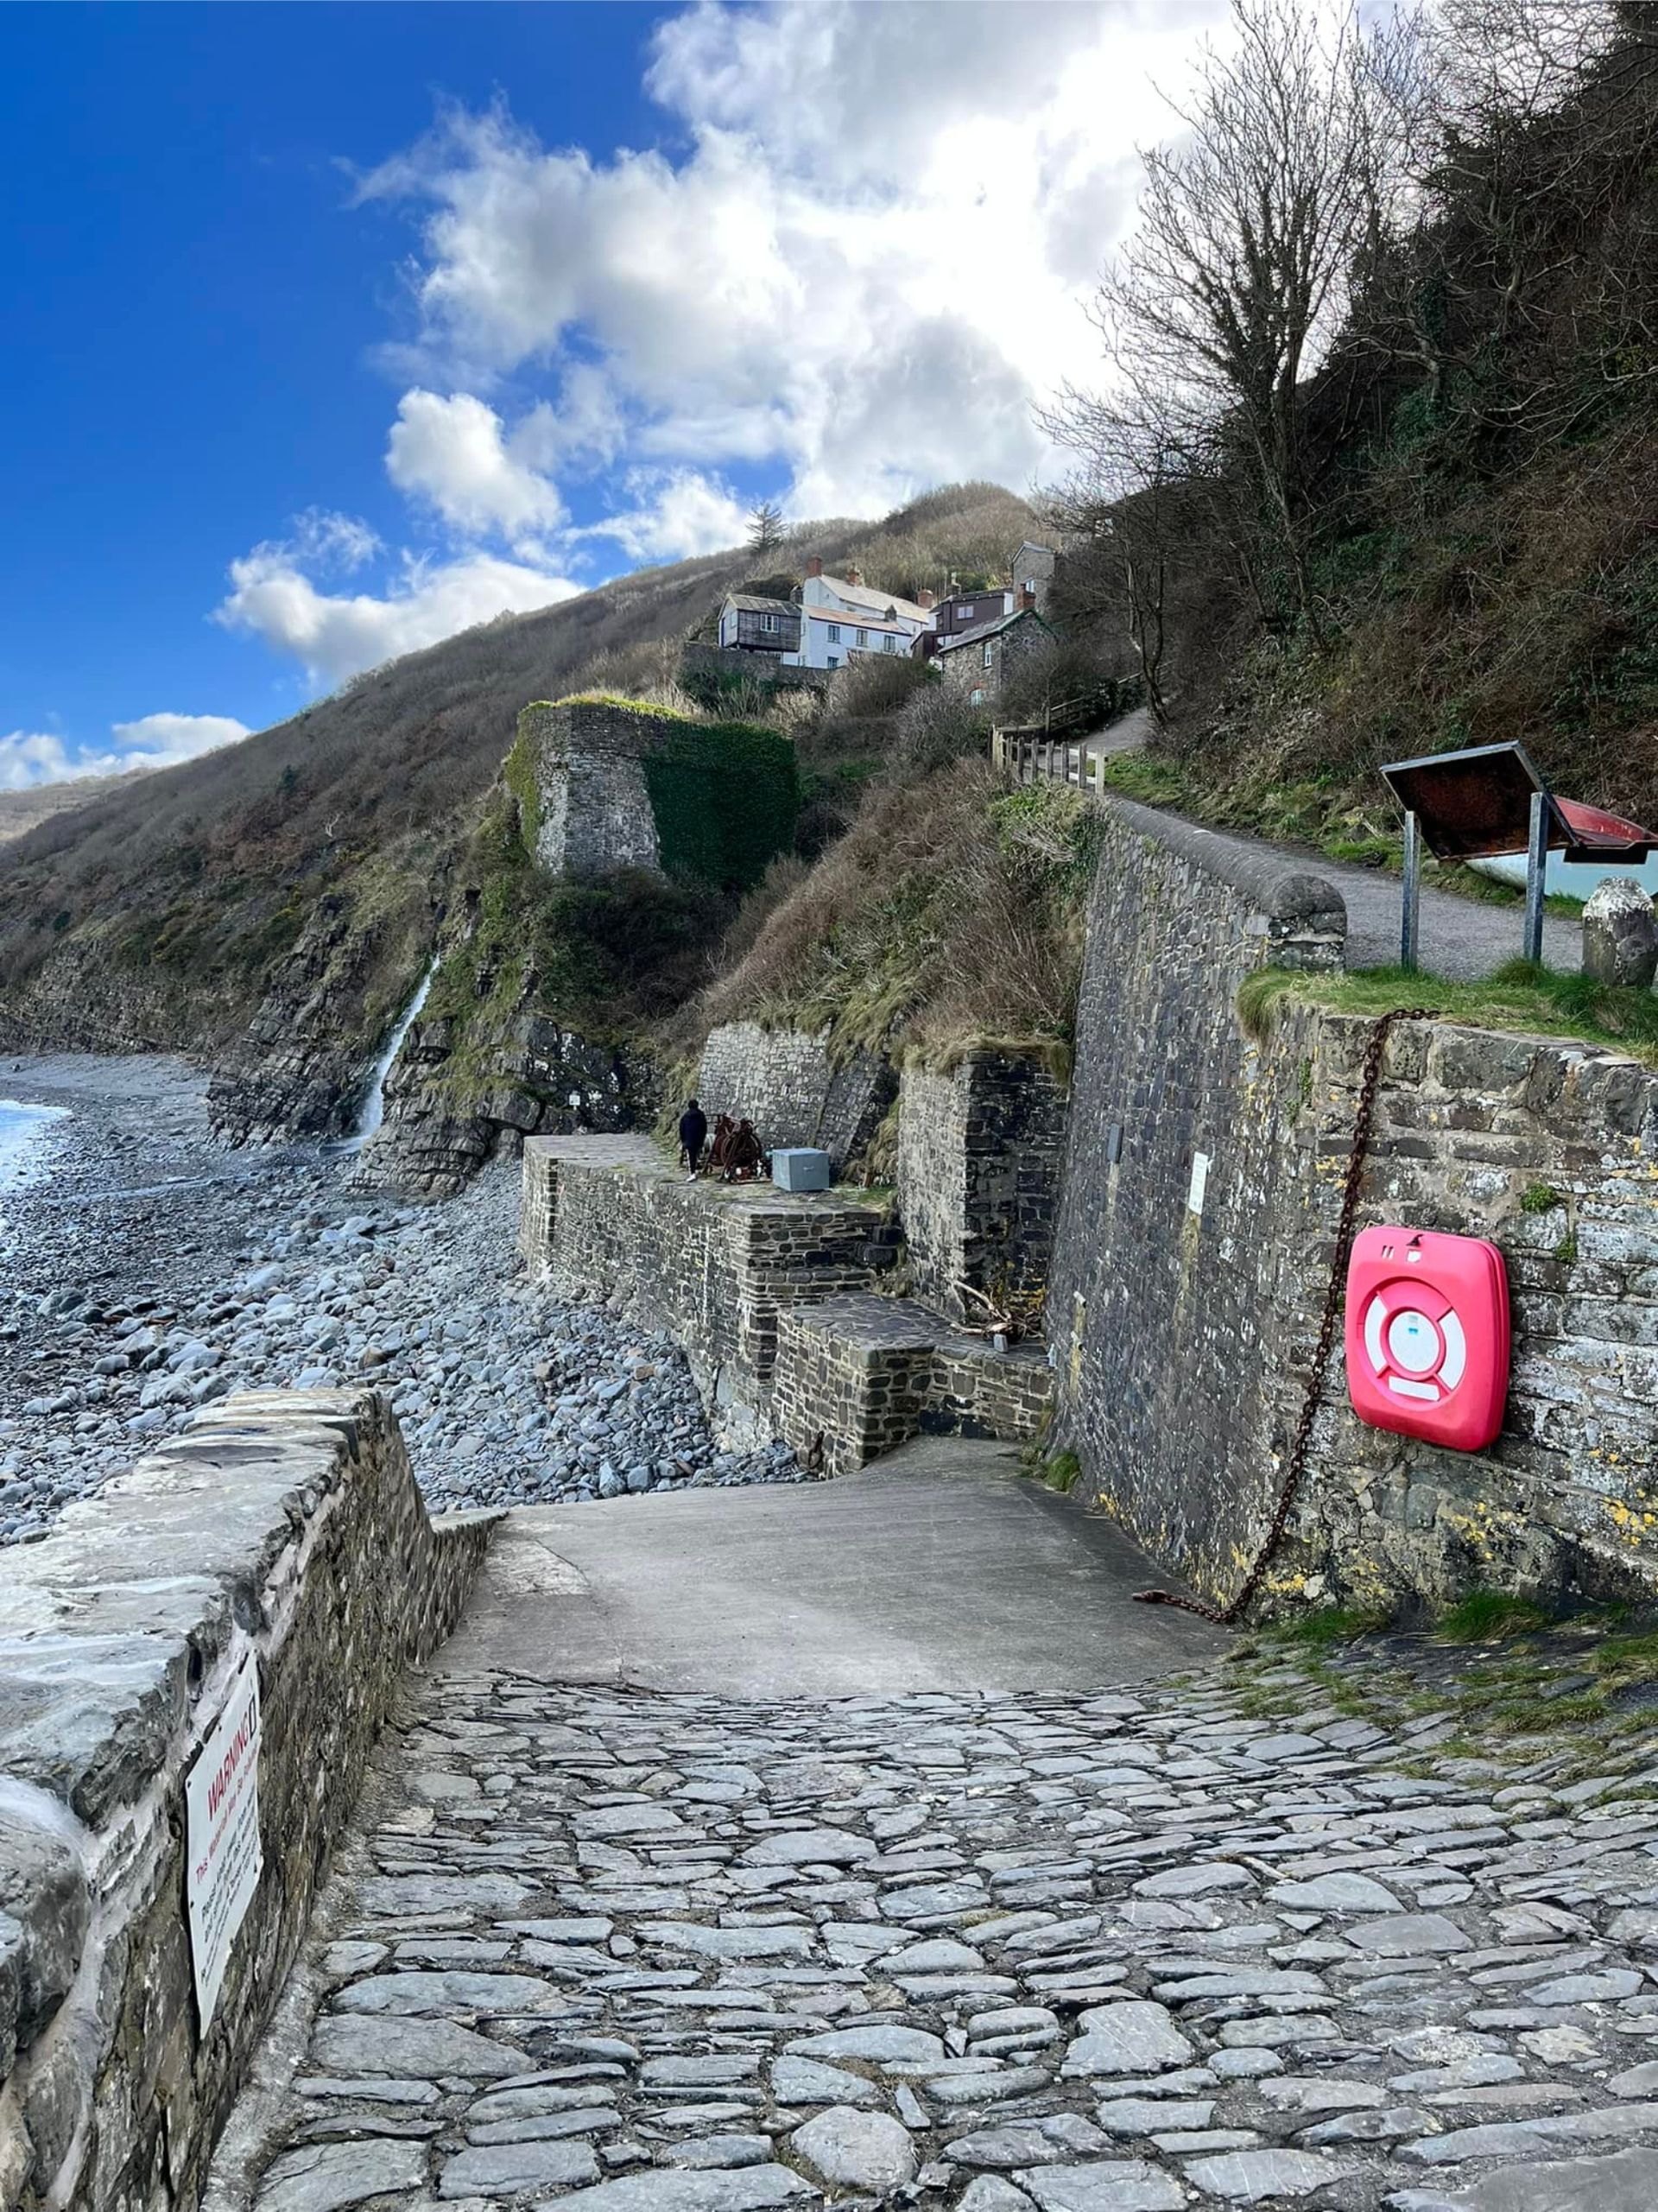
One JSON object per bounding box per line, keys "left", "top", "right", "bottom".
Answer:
{"left": 1240, "top": 958, "right": 1658, "bottom": 1068}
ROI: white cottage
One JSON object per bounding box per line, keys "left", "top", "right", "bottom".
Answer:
{"left": 785, "top": 559, "right": 935, "bottom": 669}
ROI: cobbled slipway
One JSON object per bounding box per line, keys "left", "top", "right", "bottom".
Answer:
{"left": 0, "top": 1165, "right": 798, "bottom": 1543}
{"left": 234, "top": 1673, "right": 1658, "bottom": 2212}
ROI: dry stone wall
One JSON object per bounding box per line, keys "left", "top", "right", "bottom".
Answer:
{"left": 898, "top": 1052, "right": 1069, "bottom": 1325}
{"left": 0, "top": 1389, "right": 492, "bottom": 2212}
{"left": 520, "top": 1136, "right": 1048, "bottom": 1468}
{"left": 694, "top": 1024, "right": 895, "bottom": 1175}
{"left": 1051, "top": 796, "right": 1658, "bottom": 1613}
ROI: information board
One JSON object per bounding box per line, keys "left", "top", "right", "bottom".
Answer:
{"left": 184, "top": 1651, "right": 264, "bottom": 2031}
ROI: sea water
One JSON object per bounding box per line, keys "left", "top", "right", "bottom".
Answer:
{"left": 0, "top": 1100, "right": 67, "bottom": 1199}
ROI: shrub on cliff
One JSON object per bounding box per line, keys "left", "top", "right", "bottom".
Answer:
{"left": 689, "top": 761, "right": 1098, "bottom": 1062}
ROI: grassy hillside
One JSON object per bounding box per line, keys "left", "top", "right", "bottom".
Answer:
{"left": 0, "top": 484, "right": 1035, "bottom": 1048}
{"left": 0, "top": 769, "right": 149, "bottom": 845}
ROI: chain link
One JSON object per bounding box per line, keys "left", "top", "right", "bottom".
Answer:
{"left": 1135, "top": 1005, "right": 1439, "bottom": 1627}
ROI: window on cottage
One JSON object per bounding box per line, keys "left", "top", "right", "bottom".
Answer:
{"left": 826, "top": 655, "right": 840, "bottom": 669}
{"left": 856, "top": 627, "right": 869, "bottom": 647}
{"left": 882, "top": 633, "right": 895, "bottom": 652}
{"left": 763, "top": 612, "right": 778, "bottom": 631}
{"left": 982, "top": 642, "right": 995, "bottom": 669}
{"left": 826, "top": 623, "right": 841, "bottom": 643}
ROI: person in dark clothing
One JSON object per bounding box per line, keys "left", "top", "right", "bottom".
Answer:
{"left": 678, "top": 1098, "right": 708, "bottom": 1174}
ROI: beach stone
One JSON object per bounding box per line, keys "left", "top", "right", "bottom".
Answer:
{"left": 1268, "top": 1873, "right": 1403, "bottom": 1914}
{"left": 1388, "top": 2147, "right": 1658, "bottom": 2209}
{"left": 1183, "top": 2149, "right": 1349, "bottom": 2200}
{"left": 1016, "top": 2161, "right": 1184, "bottom": 2212}
{"left": 1060, "top": 2006, "right": 1194, "bottom": 2078}
{"left": 439, "top": 2139, "right": 601, "bottom": 2196}
{"left": 769, "top": 2057, "right": 880, "bottom": 2107}
{"left": 311, "top": 2016, "right": 521, "bottom": 2079}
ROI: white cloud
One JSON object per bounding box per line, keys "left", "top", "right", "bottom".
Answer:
{"left": 358, "top": 0, "right": 1231, "bottom": 519}
{"left": 0, "top": 713, "right": 250, "bottom": 791}
{"left": 219, "top": 1, "right": 1236, "bottom": 686}
{"left": 386, "top": 388, "right": 566, "bottom": 537}
{"left": 215, "top": 536, "right": 582, "bottom": 687}
{"left": 580, "top": 469, "right": 751, "bottom": 562}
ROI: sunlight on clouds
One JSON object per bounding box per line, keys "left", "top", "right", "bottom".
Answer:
{"left": 387, "top": 389, "right": 566, "bottom": 537}
{"left": 579, "top": 470, "right": 751, "bottom": 562}
{"left": 215, "top": 535, "right": 582, "bottom": 688}
{"left": 0, "top": 713, "right": 251, "bottom": 790}
{"left": 222, "top": 0, "right": 1232, "bottom": 681}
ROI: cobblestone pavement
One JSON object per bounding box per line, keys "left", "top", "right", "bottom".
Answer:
{"left": 225, "top": 1665, "right": 1658, "bottom": 2212}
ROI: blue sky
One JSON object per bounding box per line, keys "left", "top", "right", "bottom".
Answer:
{"left": 1, "top": 0, "right": 1221, "bottom": 788}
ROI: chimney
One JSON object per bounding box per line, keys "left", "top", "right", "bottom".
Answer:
{"left": 845, "top": 565, "right": 862, "bottom": 586}
{"left": 806, "top": 555, "right": 822, "bottom": 578}
{"left": 1018, "top": 588, "right": 1037, "bottom": 612}
{"left": 917, "top": 587, "right": 936, "bottom": 611}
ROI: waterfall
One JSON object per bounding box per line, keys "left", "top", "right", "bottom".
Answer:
{"left": 341, "top": 956, "right": 439, "bottom": 1153}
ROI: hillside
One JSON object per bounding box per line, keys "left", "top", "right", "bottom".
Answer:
{"left": 0, "top": 484, "right": 1035, "bottom": 1106}
{"left": 0, "top": 770, "right": 150, "bottom": 846}
{"left": 1049, "top": 10, "right": 1658, "bottom": 864}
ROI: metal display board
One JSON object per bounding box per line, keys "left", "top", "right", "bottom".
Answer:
{"left": 1379, "top": 741, "right": 1656, "bottom": 971}
{"left": 1380, "top": 741, "right": 1655, "bottom": 864}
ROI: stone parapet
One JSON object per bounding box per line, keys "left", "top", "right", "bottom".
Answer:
{"left": 520, "top": 1138, "right": 1047, "bottom": 1467}
{"left": 521, "top": 1135, "right": 888, "bottom": 1442}
{"left": 0, "top": 1391, "right": 494, "bottom": 2212}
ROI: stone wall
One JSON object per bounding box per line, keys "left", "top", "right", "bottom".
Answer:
{"left": 695, "top": 1024, "right": 895, "bottom": 1176}
{"left": 772, "top": 1296, "right": 1050, "bottom": 1476}
{"left": 0, "top": 1390, "right": 493, "bottom": 2212}
{"left": 516, "top": 700, "right": 662, "bottom": 878}
{"left": 522, "top": 1135, "right": 890, "bottom": 1442}
{"left": 520, "top": 1137, "right": 1048, "bottom": 1467}
{"left": 1050, "top": 795, "right": 1658, "bottom": 1614}
{"left": 898, "top": 1052, "right": 1069, "bottom": 1325}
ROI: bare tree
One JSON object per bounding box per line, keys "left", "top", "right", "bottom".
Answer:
{"left": 1080, "top": 0, "right": 1427, "bottom": 632}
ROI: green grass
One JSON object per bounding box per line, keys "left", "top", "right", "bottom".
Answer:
{"left": 1435, "top": 1589, "right": 1553, "bottom": 1643}
{"left": 1269, "top": 1606, "right": 1392, "bottom": 1650}
{"left": 1240, "top": 958, "right": 1658, "bottom": 1067}
{"left": 1521, "top": 1182, "right": 1564, "bottom": 1214}
{"left": 1097, "top": 753, "right": 1587, "bottom": 916}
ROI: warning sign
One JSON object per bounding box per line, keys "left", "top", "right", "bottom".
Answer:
{"left": 184, "top": 1651, "right": 264, "bottom": 2031}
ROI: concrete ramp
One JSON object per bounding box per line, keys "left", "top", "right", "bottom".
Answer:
{"left": 436, "top": 1435, "right": 1226, "bottom": 1695}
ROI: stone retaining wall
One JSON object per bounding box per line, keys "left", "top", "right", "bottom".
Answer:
{"left": 0, "top": 1390, "right": 493, "bottom": 2212}
{"left": 522, "top": 1135, "right": 889, "bottom": 1442}
{"left": 1050, "top": 795, "right": 1658, "bottom": 1613}
{"left": 897, "top": 1052, "right": 1069, "bottom": 1325}
{"left": 521, "top": 1137, "right": 1049, "bottom": 1466}
{"left": 772, "top": 1295, "right": 1051, "bottom": 1476}
{"left": 694, "top": 1024, "right": 894, "bottom": 1176}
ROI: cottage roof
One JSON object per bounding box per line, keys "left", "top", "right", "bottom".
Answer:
{"left": 724, "top": 593, "right": 799, "bottom": 616}
{"left": 801, "top": 607, "right": 913, "bottom": 636}
{"left": 815, "top": 574, "right": 932, "bottom": 623}
{"left": 934, "top": 605, "right": 1047, "bottom": 654}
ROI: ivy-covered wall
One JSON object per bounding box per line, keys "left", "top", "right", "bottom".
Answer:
{"left": 512, "top": 696, "right": 797, "bottom": 892}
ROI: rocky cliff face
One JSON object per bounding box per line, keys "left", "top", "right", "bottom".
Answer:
{"left": 0, "top": 927, "right": 250, "bottom": 1057}
{"left": 208, "top": 877, "right": 440, "bottom": 1147}
{"left": 371, "top": 1006, "right": 661, "bottom": 1196}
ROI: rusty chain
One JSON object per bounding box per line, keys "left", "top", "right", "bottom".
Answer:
{"left": 1135, "top": 1005, "right": 1439, "bottom": 1627}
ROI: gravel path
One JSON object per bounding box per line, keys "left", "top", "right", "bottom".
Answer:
{"left": 0, "top": 1055, "right": 800, "bottom": 1543}
{"left": 218, "top": 1662, "right": 1658, "bottom": 2212}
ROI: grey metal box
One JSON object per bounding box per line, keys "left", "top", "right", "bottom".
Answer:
{"left": 771, "top": 1147, "right": 832, "bottom": 1193}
